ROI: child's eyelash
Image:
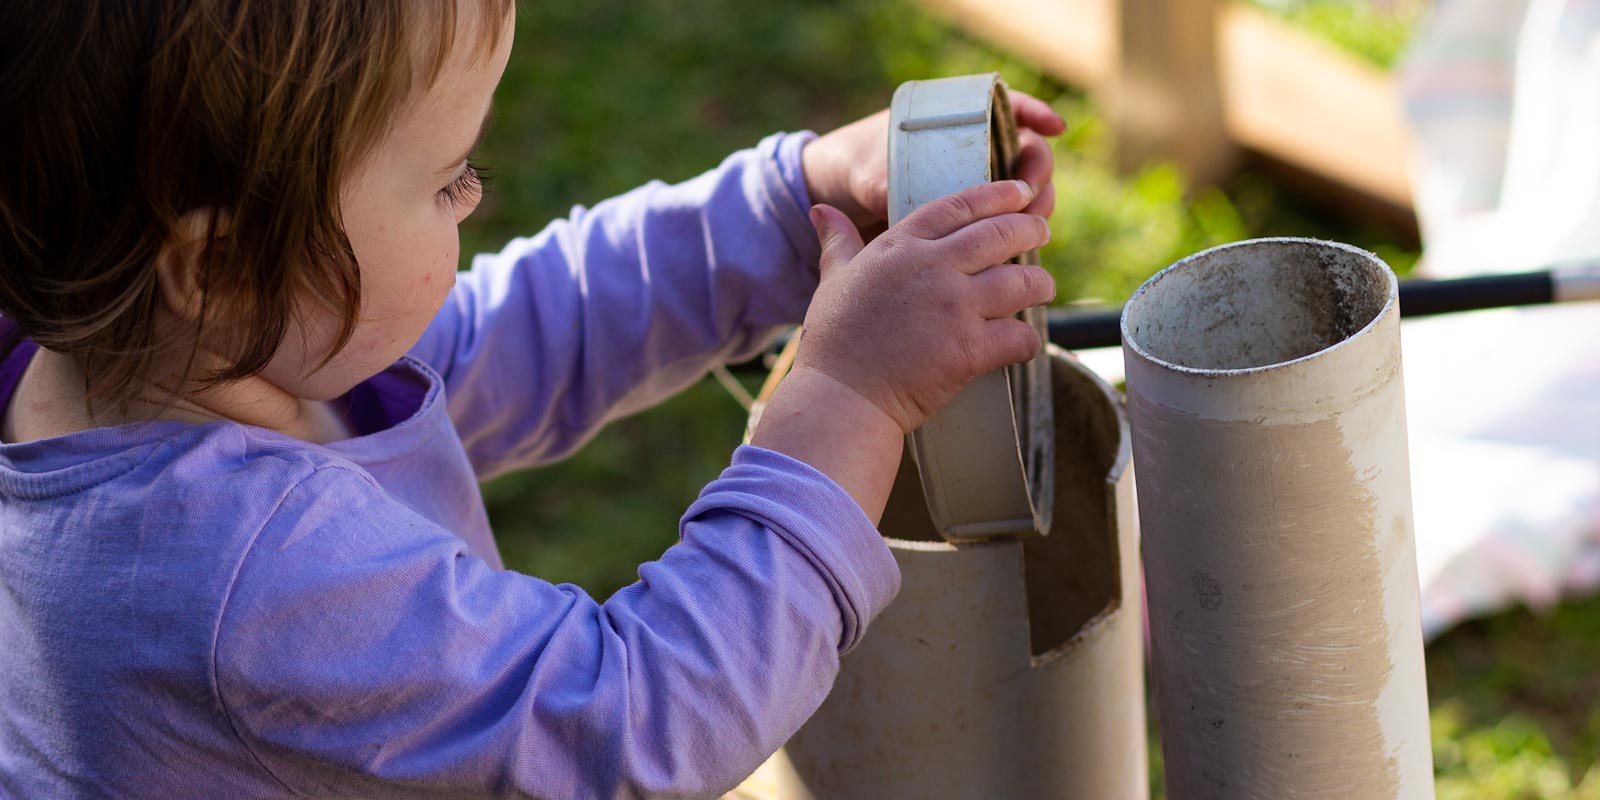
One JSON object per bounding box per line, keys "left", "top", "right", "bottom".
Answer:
{"left": 439, "top": 161, "right": 492, "bottom": 208}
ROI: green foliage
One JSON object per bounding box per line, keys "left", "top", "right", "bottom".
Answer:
{"left": 465, "top": 0, "right": 1051, "bottom": 261}
{"left": 1041, "top": 101, "right": 1250, "bottom": 305}
{"left": 1431, "top": 707, "right": 1594, "bottom": 799}
{"left": 1252, "top": 0, "right": 1423, "bottom": 69}
{"left": 1426, "top": 591, "right": 1600, "bottom": 797}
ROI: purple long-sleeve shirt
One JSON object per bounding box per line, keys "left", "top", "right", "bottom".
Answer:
{"left": 0, "top": 132, "right": 901, "bottom": 799}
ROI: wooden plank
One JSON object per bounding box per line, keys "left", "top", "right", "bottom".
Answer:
{"left": 919, "top": 0, "right": 1115, "bottom": 87}
{"left": 1220, "top": 4, "right": 1412, "bottom": 208}
{"left": 916, "top": 0, "right": 1414, "bottom": 209}
{"left": 1113, "top": 0, "right": 1238, "bottom": 186}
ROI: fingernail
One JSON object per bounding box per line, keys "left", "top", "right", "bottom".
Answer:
{"left": 1013, "top": 180, "right": 1034, "bottom": 202}
{"left": 808, "top": 205, "right": 824, "bottom": 229}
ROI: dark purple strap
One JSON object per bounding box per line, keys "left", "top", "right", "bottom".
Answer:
{"left": 335, "top": 368, "right": 427, "bottom": 437}
{"left": 0, "top": 319, "right": 39, "bottom": 413}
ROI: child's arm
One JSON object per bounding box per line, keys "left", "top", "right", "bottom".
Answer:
{"left": 410, "top": 133, "right": 821, "bottom": 478}
{"left": 217, "top": 181, "right": 1052, "bottom": 798}
{"left": 414, "top": 88, "right": 1063, "bottom": 482}
{"left": 214, "top": 454, "right": 894, "bottom": 799}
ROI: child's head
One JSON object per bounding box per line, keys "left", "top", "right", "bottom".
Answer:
{"left": 0, "top": 0, "right": 515, "bottom": 413}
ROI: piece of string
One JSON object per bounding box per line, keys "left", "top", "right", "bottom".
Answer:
{"left": 711, "top": 364, "right": 755, "bottom": 412}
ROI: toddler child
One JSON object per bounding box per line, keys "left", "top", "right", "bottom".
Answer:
{"left": 0, "top": 1, "right": 1062, "bottom": 797}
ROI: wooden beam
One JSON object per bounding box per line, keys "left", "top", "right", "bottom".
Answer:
{"left": 1219, "top": 4, "right": 1412, "bottom": 208}
{"left": 919, "top": 0, "right": 1115, "bottom": 87}
{"left": 917, "top": 0, "right": 1414, "bottom": 210}
{"left": 1113, "top": 0, "right": 1238, "bottom": 186}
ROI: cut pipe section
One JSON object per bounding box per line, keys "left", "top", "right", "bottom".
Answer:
{"left": 735, "top": 348, "right": 1147, "bottom": 799}
{"left": 888, "top": 72, "right": 1055, "bottom": 542}
{"left": 1123, "top": 238, "right": 1434, "bottom": 799}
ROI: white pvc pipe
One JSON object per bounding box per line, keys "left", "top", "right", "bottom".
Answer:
{"left": 888, "top": 72, "right": 1055, "bottom": 542}
{"left": 735, "top": 348, "right": 1147, "bottom": 799}
{"left": 1122, "top": 238, "right": 1434, "bottom": 799}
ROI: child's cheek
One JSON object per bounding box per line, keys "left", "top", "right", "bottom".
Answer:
{"left": 403, "top": 239, "right": 459, "bottom": 334}
{"left": 434, "top": 236, "right": 460, "bottom": 297}
{"left": 418, "top": 267, "right": 456, "bottom": 302}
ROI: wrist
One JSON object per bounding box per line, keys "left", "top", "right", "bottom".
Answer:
{"left": 750, "top": 365, "right": 903, "bottom": 524}
{"left": 800, "top": 136, "right": 851, "bottom": 218}
{"left": 799, "top": 137, "right": 830, "bottom": 209}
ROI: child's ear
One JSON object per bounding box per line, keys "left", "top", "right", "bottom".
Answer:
{"left": 155, "top": 207, "right": 227, "bottom": 322}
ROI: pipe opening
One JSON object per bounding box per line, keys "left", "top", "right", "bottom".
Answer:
{"left": 878, "top": 354, "right": 1123, "bottom": 658}
{"left": 1123, "top": 239, "right": 1393, "bottom": 372}
{"left": 1020, "top": 356, "right": 1121, "bottom": 658}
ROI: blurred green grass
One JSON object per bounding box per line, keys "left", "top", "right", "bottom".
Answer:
{"left": 1252, "top": 0, "right": 1425, "bottom": 69}
{"left": 465, "top": 0, "right": 1592, "bottom": 793}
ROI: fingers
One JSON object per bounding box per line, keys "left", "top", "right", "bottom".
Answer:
{"left": 1008, "top": 90, "right": 1067, "bottom": 136}
{"left": 1013, "top": 130, "right": 1057, "bottom": 217}
{"left": 937, "top": 213, "right": 1052, "bottom": 274}
{"left": 969, "top": 263, "right": 1057, "bottom": 319}
{"left": 969, "top": 317, "right": 1044, "bottom": 375}
{"left": 899, "top": 180, "right": 1035, "bottom": 240}
{"left": 810, "top": 204, "right": 865, "bottom": 280}
{"left": 1026, "top": 182, "right": 1056, "bottom": 220}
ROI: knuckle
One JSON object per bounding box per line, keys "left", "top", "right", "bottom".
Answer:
{"left": 985, "top": 221, "right": 1020, "bottom": 257}
{"left": 1016, "top": 267, "right": 1044, "bottom": 302}
{"left": 919, "top": 266, "right": 951, "bottom": 297}
{"left": 942, "top": 191, "right": 977, "bottom": 224}
{"left": 899, "top": 209, "right": 934, "bottom": 239}
{"left": 951, "top": 322, "right": 985, "bottom": 377}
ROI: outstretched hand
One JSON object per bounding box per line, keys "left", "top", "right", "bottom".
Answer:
{"left": 800, "top": 90, "right": 1066, "bottom": 237}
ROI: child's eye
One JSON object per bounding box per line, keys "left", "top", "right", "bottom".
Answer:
{"left": 439, "top": 161, "right": 492, "bottom": 209}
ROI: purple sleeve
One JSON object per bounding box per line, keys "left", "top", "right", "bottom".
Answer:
{"left": 411, "top": 132, "right": 820, "bottom": 477}
{"left": 212, "top": 446, "right": 899, "bottom": 799}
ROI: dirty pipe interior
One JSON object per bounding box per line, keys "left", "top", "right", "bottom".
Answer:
{"left": 1125, "top": 241, "right": 1392, "bottom": 371}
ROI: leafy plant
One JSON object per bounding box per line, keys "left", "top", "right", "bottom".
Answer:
{"left": 1251, "top": 0, "right": 1423, "bottom": 69}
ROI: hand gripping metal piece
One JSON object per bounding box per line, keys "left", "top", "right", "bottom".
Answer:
{"left": 888, "top": 73, "right": 1055, "bottom": 542}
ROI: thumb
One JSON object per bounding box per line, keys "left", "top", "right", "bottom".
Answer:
{"left": 809, "top": 203, "right": 865, "bottom": 280}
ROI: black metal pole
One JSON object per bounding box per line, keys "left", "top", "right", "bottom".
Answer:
{"left": 1046, "top": 269, "right": 1560, "bottom": 351}
{"left": 730, "top": 269, "right": 1583, "bottom": 372}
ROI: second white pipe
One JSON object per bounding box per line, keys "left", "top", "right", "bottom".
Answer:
{"left": 1123, "top": 238, "right": 1434, "bottom": 799}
